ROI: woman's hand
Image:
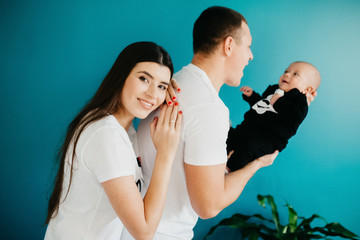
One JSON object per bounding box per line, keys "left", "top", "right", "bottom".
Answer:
{"left": 103, "top": 103, "right": 182, "bottom": 240}
{"left": 150, "top": 103, "right": 182, "bottom": 160}
{"left": 166, "top": 78, "right": 181, "bottom": 105}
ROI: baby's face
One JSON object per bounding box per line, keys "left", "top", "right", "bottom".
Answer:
{"left": 278, "top": 62, "right": 314, "bottom": 93}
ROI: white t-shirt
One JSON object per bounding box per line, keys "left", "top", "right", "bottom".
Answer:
{"left": 129, "top": 64, "right": 229, "bottom": 239}
{"left": 45, "top": 115, "right": 143, "bottom": 240}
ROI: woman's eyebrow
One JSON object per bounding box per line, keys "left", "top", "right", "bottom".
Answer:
{"left": 137, "top": 71, "right": 154, "bottom": 79}
{"left": 161, "top": 81, "right": 169, "bottom": 86}
{"left": 138, "top": 71, "right": 169, "bottom": 85}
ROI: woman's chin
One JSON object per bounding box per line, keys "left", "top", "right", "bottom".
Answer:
{"left": 136, "top": 111, "right": 153, "bottom": 120}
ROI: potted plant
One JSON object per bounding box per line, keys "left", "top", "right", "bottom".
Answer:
{"left": 205, "top": 195, "right": 359, "bottom": 240}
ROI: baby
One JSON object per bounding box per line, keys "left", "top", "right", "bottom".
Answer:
{"left": 226, "top": 61, "right": 321, "bottom": 171}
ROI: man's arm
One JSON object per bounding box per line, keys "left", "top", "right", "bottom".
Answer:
{"left": 184, "top": 151, "right": 278, "bottom": 219}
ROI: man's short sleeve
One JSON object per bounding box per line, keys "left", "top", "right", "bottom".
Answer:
{"left": 184, "top": 104, "right": 229, "bottom": 166}
{"left": 82, "top": 126, "right": 135, "bottom": 183}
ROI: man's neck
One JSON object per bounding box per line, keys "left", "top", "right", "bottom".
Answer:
{"left": 191, "top": 53, "right": 225, "bottom": 93}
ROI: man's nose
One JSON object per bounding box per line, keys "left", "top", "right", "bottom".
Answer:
{"left": 249, "top": 50, "right": 253, "bottom": 61}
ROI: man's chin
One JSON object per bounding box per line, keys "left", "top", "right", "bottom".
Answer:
{"left": 226, "top": 80, "right": 241, "bottom": 87}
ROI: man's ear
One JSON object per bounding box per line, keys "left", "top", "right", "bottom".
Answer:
{"left": 223, "top": 36, "right": 234, "bottom": 57}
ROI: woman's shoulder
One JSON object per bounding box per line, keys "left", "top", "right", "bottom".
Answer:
{"left": 89, "top": 115, "right": 125, "bottom": 132}
{"left": 79, "top": 115, "right": 128, "bottom": 146}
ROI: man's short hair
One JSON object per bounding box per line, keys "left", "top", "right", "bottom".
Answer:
{"left": 193, "top": 6, "right": 247, "bottom": 54}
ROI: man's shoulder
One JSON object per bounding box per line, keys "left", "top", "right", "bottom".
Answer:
{"left": 175, "top": 65, "right": 221, "bottom": 109}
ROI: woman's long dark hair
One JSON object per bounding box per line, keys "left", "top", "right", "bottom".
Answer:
{"left": 45, "top": 42, "right": 174, "bottom": 224}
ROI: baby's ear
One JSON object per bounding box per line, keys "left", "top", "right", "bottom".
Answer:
{"left": 304, "top": 86, "right": 314, "bottom": 94}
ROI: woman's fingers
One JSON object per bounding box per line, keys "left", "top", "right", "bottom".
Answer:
{"left": 175, "top": 110, "right": 183, "bottom": 131}
{"left": 157, "top": 104, "right": 167, "bottom": 126}
{"left": 165, "top": 91, "right": 172, "bottom": 106}
{"left": 163, "top": 102, "right": 174, "bottom": 125}
{"left": 169, "top": 103, "right": 179, "bottom": 126}
{"left": 171, "top": 78, "right": 181, "bottom": 93}
{"left": 166, "top": 78, "right": 181, "bottom": 106}
{"left": 150, "top": 116, "right": 158, "bottom": 138}
{"left": 167, "top": 82, "right": 176, "bottom": 103}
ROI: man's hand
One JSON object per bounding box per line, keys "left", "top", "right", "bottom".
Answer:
{"left": 303, "top": 91, "right": 317, "bottom": 106}
{"left": 254, "top": 150, "right": 279, "bottom": 168}
{"left": 304, "top": 91, "right": 317, "bottom": 106}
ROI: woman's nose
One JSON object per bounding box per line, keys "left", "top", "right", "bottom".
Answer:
{"left": 145, "top": 84, "right": 156, "bottom": 98}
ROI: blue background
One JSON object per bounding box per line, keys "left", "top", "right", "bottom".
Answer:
{"left": 1, "top": 0, "right": 359, "bottom": 239}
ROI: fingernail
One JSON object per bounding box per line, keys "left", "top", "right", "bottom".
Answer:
{"left": 177, "top": 88, "right": 181, "bottom": 92}
{"left": 175, "top": 102, "right": 179, "bottom": 106}
{"left": 168, "top": 101, "right": 172, "bottom": 105}
{"left": 172, "top": 96, "right": 176, "bottom": 101}
{"left": 179, "top": 110, "right": 183, "bottom": 114}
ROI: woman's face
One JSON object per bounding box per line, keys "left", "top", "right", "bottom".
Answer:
{"left": 120, "top": 62, "right": 171, "bottom": 120}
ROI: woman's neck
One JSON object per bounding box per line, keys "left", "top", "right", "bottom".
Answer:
{"left": 112, "top": 111, "right": 133, "bottom": 131}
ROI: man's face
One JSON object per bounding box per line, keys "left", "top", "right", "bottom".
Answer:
{"left": 226, "top": 23, "right": 253, "bottom": 87}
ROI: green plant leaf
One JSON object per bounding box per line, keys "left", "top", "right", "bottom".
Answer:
{"left": 254, "top": 213, "right": 274, "bottom": 221}
{"left": 257, "top": 223, "right": 277, "bottom": 235}
{"left": 297, "top": 214, "right": 326, "bottom": 231}
{"left": 293, "top": 232, "right": 325, "bottom": 239}
{"left": 286, "top": 203, "right": 298, "bottom": 233}
{"left": 257, "top": 195, "right": 267, "bottom": 207}
{"left": 257, "top": 195, "right": 282, "bottom": 235}
{"left": 205, "top": 213, "right": 264, "bottom": 239}
{"left": 325, "top": 222, "right": 359, "bottom": 239}
{"left": 204, "top": 212, "right": 278, "bottom": 239}
{"left": 206, "top": 195, "right": 359, "bottom": 240}
{"left": 282, "top": 225, "right": 288, "bottom": 234}
{"left": 242, "top": 228, "right": 260, "bottom": 240}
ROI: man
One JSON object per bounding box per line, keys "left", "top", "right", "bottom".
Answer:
{"left": 132, "top": 6, "right": 278, "bottom": 239}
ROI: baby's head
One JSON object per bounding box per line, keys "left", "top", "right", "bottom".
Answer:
{"left": 278, "top": 61, "right": 321, "bottom": 94}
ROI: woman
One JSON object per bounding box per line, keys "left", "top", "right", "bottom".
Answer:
{"left": 44, "top": 42, "right": 182, "bottom": 240}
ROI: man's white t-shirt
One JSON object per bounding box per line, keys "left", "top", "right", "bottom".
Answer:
{"left": 45, "top": 115, "right": 143, "bottom": 240}
{"left": 133, "top": 64, "right": 229, "bottom": 239}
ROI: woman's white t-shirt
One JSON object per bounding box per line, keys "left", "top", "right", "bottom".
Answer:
{"left": 45, "top": 115, "right": 143, "bottom": 240}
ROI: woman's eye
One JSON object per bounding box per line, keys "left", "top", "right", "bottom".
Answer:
{"left": 294, "top": 73, "right": 299, "bottom": 76}
{"left": 139, "top": 76, "right": 149, "bottom": 83}
{"left": 158, "top": 85, "right": 167, "bottom": 90}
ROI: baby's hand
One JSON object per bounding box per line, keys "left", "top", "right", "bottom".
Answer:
{"left": 240, "top": 86, "right": 253, "bottom": 97}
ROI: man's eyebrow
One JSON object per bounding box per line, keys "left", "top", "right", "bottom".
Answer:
{"left": 138, "top": 71, "right": 169, "bottom": 85}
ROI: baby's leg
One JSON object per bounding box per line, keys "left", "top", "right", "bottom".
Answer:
{"left": 226, "top": 137, "right": 274, "bottom": 172}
